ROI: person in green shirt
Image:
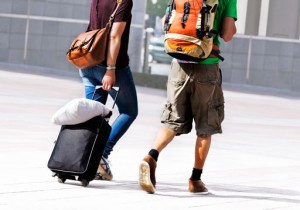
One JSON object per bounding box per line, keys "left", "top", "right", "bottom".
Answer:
{"left": 139, "top": 0, "right": 237, "bottom": 194}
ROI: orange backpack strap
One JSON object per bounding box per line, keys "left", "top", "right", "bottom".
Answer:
{"left": 164, "top": 0, "right": 175, "bottom": 32}
{"left": 209, "top": 44, "right": 224, "bottom": 61}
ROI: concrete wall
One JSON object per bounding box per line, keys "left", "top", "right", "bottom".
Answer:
{"left": 1, "top": 0, "right": 300, "bottom": 93}
{"left": 245, "top": 0, "right": 261, "bottom": 36}
{"left": 241, "top": 0, "right": 300, "bottom": 39}
{"left": 267, "top": 0, "right": 300, "bottom": 39}
{"left": 0, "top": 0, "right": 145, "bottom": 72}
{"left": 220, "top": 35, "right": 300, "bottom": 92}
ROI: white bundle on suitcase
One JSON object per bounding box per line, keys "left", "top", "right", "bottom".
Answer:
{"left": 51, "top": 98, "right": 112, "bottom": 125}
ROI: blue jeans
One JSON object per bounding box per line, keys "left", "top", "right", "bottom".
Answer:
{"left": 79, "top": 65, "right": 138, "bottom": 158}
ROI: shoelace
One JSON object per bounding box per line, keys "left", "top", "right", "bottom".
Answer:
{"left": 101, "top": 157, "right": 112, "bottom": 173}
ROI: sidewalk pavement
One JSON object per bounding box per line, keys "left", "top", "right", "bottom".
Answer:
{"left": 0, "top": 68, "right": 300, "bottom": 210}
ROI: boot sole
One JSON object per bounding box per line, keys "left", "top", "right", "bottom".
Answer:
{"left": 139, "top": 161, "right": 155, "bottom": 194}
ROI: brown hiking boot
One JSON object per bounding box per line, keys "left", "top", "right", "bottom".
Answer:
{"left": 188, "top": 179, "right": 209, "bottom": 194}
{"left": 139, "top": 155, "right": 157, "bottom": 194}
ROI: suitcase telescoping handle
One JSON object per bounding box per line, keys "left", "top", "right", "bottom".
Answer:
{"left": 92, "top": 86, "right": 120, "bottom": 109}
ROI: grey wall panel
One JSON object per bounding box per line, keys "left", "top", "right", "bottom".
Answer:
{"left": 9, "top": 34, "right": 26, "bottom": 49}
{"left": 222, "top": 41, "right": 234, "bottom": 53}
{"left": 0, "top": 0, "right": 13, "bottom": 13}
{"left": 29, "top": 20, "right": 44, "bottom": 35}
{"left": 293, "top": 58, "right": 300, "bottom": 72}
{"left": 12, "top": 1, "right": 28, "bottom": 15}
{"left": 250, "top": 54, "right": 264, "bottom": 70}
{"left": 8, "top": 49, "right": 24, "bottom": 64}
{"left": 44, "top": 2, "right": 61, "bottom": 17}
{"left": 230, "top": 68, "right": 248, "bottom": 84}
{"left": 279, "top": 57, "right": 294, "bottom": 73}
{"left": 280, "top": 42, "right": 296, "bottom": 57}
{"left": 10, "top": 18, "right": 27, "bottom": 34}
{"left": 0, "top": 18, "right": 11, "bottom": 33}
{"left": 291, "top": 72, "right": 300, "bottom": 91}
{"left": 41, "top": 35, "right": 57, "bottom": 51}
{"left": 0, "top": 49, "right": 9, "bottom": 61}
{"left": 232, "top": 53, "right": 248, "bottom": 70}
{"left": 26, "top": 49, "right": 43, "bottom": 66}
{"left": 30, "top": 1, "right": 46, "bottom": 16}
{"left": 72, "top": 5, "right": 90, "bottom": 20}
{"left": 220, "top": 53, "right": 233, "bottom": 68}
{"left": 263, "top": 55, "right": 279, "bottom": 71}
{"left": 292, "top": 43, "right": 300, "bottom": 58}
{"left": 232, "top": 38, "right": 249, "bottom": 54}
{"left": 0, "top": 33, "right": 10, "bottom": 49}
{"left": 220, "top": 36, "right": 300, "bottom": 92}
{"left": 265, "top": 40, "right": 281, "bottom": 56}
{"left": 42, "top": 21, "right": 59, "bottom": 36}
{"left": 251, "top": 40, "right": 266, "bottom": 55}
{"left": 251, "top": 67, "right": 273, "bottom": 87}
{"left": 28, "top": 34, "right": 42, "bottom": 50}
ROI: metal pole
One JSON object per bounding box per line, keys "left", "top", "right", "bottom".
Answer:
{"left": 246, "top": 36, "right": 252, "bottom": 83}
{"left": 142, "top": 29, "right": 151, "bottom": 74}
{"left": 24, "top": 0, "right": 31, "bottom": 61}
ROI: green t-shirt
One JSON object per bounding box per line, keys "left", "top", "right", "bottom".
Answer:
{"left": 198, "top": 0, "right": 237, "bottom": 64}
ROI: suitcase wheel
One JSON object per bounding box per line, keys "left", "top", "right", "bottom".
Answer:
{"left": 57, "top": 175, "right": 66, "bottom": 184}
{"left": 80, "top": 179, "right": 89, "bottom": 187}
{"left": 58, "top": 177, "right": 66, "bottom": 183}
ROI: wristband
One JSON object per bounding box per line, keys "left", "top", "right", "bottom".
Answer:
{"left": 106, "top": 65, "right": 116, "bottom": 70}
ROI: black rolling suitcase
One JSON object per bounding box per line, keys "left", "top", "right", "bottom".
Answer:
{"left": 47, "top": 86, "right": 119, "bottom": 187}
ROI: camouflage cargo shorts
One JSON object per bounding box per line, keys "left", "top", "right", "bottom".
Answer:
{"left": 161, "top": 61, "right": 224, "bottom": 136}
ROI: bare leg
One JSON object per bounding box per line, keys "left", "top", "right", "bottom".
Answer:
{"left": 187, "top": 135, "right": 212, "bottom": 193}
{"left": 152, "top": 126, "right": 176, "bottom": 153}
{"left": 194, "top": 135, "right": 211, "bottom": 169}
{"left": 139, "top": 126, "right": 176, "bottom": 193}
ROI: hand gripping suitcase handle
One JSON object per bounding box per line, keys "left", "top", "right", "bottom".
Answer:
{"left": 93, "top": 85, "right": 120, "bottom": 109}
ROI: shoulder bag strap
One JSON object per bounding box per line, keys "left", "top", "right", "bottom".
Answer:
{"left": 107, "top": 0, "right": 123, "bottom": 27}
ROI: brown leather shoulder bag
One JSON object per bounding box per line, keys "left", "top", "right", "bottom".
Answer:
{"left": 66, "top": 0, "right": 122, "bottom": 69}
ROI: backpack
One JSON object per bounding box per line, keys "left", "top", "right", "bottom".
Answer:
{"left": 163, "top": 0, "right": 223, "bottom": 62}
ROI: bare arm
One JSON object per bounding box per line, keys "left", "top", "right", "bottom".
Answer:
{"left": 107, "top": 22, "right": 126, "bottom": 67}
{"left": 220, "top": 17, "right": 236, "bottom": 42}
{"left": 102, "top": 22, "right": 126, "bottom": 90}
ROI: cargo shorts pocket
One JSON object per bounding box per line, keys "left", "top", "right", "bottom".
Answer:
{"left": 161, "top": 102, "right": 172, "bottom": 122}
{"left": 207, "top": 100, "right": 224, "bottom": 129}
